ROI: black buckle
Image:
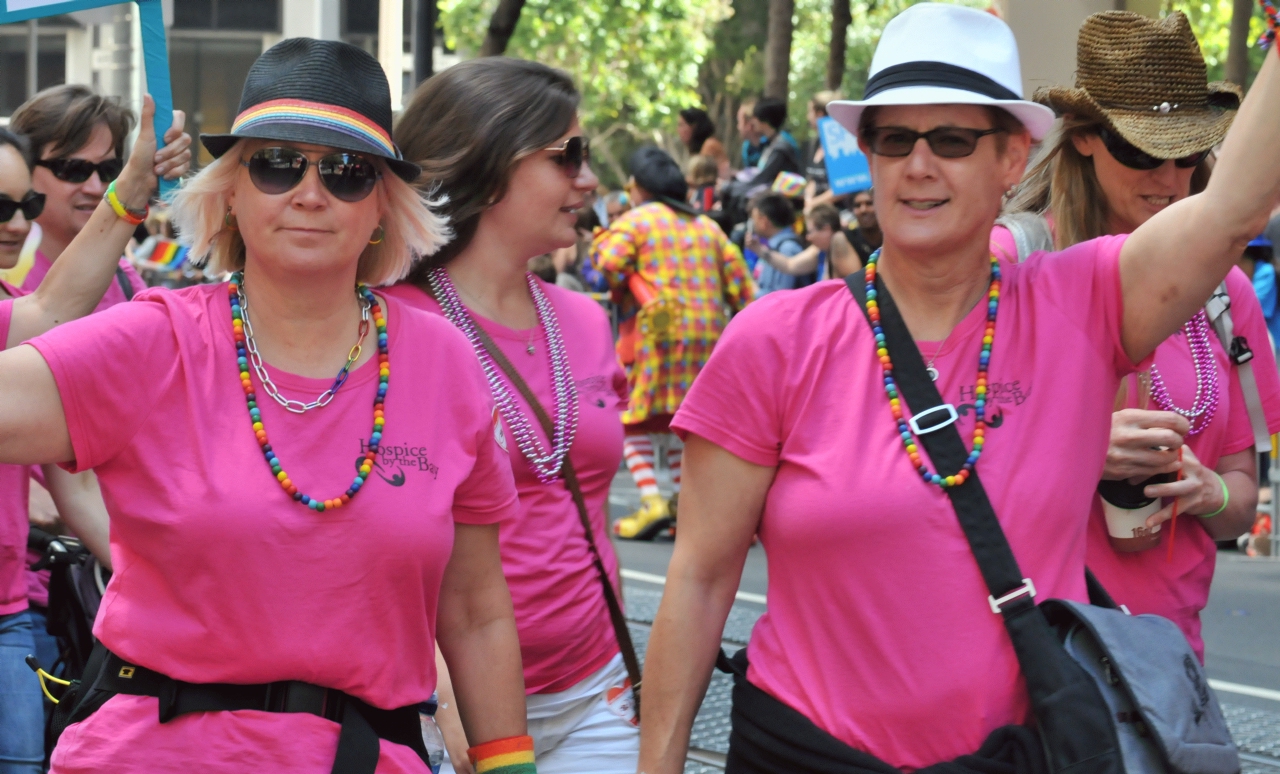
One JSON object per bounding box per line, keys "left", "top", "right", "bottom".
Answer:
{"left": 264, "top": 680, "right": 335, "bottom": 718}
{"left": 1230, "top": 336, "right": 1254, "bottom": 365}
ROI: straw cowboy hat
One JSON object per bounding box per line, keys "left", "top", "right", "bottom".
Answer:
{"left": 1036, "top": 11, "right": 1241, "bottom": 159}
{"left": 828, "top": 4, "right": 1056, "bottom": 141}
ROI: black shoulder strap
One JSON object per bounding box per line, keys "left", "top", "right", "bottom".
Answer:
{"left": 844, "top": 270, "right": 1030, "bottom": 612}
{"left": 115, "top": 265, "right": 136, "bottom": 301}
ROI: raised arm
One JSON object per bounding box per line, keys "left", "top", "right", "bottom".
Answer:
{"left": 637, "top": 434, "right": 773, "bottom": 774}
{"left": 753, "top": 240, "right": 821, "bottom": 277}
{"left": 6, "top": 96, "right": 191, "bottom": 346}
{"left": 1120, "top": 51, "right": 1280, "bottom": 362}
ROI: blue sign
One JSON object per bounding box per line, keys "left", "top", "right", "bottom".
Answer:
{"left": 818, "top": 116, "right": 871, "bottom": 196}
{"left": 2, "top": 0, "right": 176, "bottom": 197}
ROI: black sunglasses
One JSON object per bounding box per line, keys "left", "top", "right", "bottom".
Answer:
{"left": 862, "top": 126, "right": 1006, "bottom": 159}
{"left": 242, "top": 147, "right": 380, "bottom": 203}
{"left": 1097, "top": 128, "right": 1209, "bottom": 171}
{"left": 0, "top": 192, "right": 45, "bottom": 223}
{"left": 35, "top": 157, "right": 124, "bottom": 184}
{"left": 545, "top": 136, "right": 590, "bottom": 178}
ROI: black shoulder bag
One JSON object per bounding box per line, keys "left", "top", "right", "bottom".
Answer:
{"left": 846, "top": 270, "right": 1239, "bottom": 774}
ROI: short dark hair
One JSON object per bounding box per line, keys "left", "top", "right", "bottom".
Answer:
{"left": 0, "top": 129, "right": 34, "bottom": 170}
{"left": 395, "top": 58, "right": 580, "bottom": 274}
{"left": 10, "top": 84, "right": 134, "bottom": 161}
{"left": 751, "top": 191, "right": 794, "bottom": 228}
{"left": 806, "top": 203, "right": 841, "bottom": 232}
{"left": 752, "top": 98, "right": 787, "bottom": 131}
{"left": 679, "top": 107, "right": 716, "bottom": 153}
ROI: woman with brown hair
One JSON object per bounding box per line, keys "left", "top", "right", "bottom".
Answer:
{"left": 998, "top": 11, "right": 1280, "bottom": 660}
{"left": 389, "top": 58, "right": 640, "bottom": 773}
{"left": 0, "top": 39, "right": 532, "bottom": 774}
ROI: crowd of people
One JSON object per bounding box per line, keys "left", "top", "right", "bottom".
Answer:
{"left": 0, "top": 3, "right": 1278, "bottom": 774}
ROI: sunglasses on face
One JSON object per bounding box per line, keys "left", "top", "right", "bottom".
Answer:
{"left": 0, "top": 191, "right": 45, "bottom": 223}
{"left": 545, "top": 136, "right": 590, "bottom": 178}
{"left": 862, "top": 126, "right": 1006, "bottom": 159}
{"left": 1097, "top": 128, "right": 1209, "bottom": 171}
{"left": 35, "top": 157, "right": 124, "bottom": 184}
{"left": 242, "top": 147, "right": 380, "bottom": 203}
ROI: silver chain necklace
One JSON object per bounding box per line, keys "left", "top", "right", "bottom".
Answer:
{"left": 427, "top": 267, "right": 579, "bottom": 482}
{"left": 237, "top": 279, "right": 371, "bottom": 414}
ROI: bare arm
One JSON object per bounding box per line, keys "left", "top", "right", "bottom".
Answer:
{"left": 432, "top": 645, "right": 476, "bottom": 774}
{"left": 638, "top": 434, "right": 774, "bottom": 774}
{"left": 7, "top": 97, "right": 191, "bottom": 347}
{"left": 0, "top": 345, "right": 72, "bottom": 465}
{"left": 828, "top": 231, "right": 862, "bottom": 278}
{"left": 755, "top": 241, "right": 821, "bottom": 276}
{"left": 1120, "top": 52, "right": 1280, "bottom": 362}
{"left": 41, "top": 465, "right": 111, "bottom": 570}
{"left": 435, "top": 522, "right": 527, "bottom": 749}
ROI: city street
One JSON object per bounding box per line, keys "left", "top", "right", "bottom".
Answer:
{"left": 608, "top": 466, "right": 1280, "bottom": 773}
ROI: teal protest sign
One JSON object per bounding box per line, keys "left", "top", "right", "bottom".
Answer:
{"left": 1, "top": 0, "right": 176, "bottom": 197}
{"left": 818, "top": 116, "right": 872, "bottom": 196}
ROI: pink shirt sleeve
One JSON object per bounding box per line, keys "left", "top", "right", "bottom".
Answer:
{"left": 990, "top": 225, "right": 1018, "bottom": 263}
{"left": 671, "top": 293, "right": 790, "bottom": 467}
{"left": 27, "top": 296, "right": 176, "bottom": 472}
{"left": 0, "top": 298, "right": 12, "bottom": 347}
{"left": 1219, "top": 267, "right": 1280, "bottom": 454}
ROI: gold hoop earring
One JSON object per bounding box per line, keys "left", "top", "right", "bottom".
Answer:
{"left": 224, "top": 208, "right": 238, "bottom": 230}
{"left": 369, "top": 225, "right": 385, "bottom": 245}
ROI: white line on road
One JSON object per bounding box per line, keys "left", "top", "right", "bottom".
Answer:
{"left": 623, "top": 572, "right": 1280, "bottom": 703}
{"left": 621, "top": 568, "right": 768, "bottom": 605}
{"left": 1209, "top": 679, "right": 1280, "bottom": 703}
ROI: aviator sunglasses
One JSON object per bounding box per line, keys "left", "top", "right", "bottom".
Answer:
{"left": 35, "top": 157, "right": 124, "bottom": 184}
{"left": 242, "top": 147, "right": 380, "bottom": 203}
{"left": 0, "top": 192, "right": 45, "bottom": 223}
{"left": 545, "top": 136, "right": 590, "bottom": 178}
{"left": 1098, "top": 127, "right": 1209, "bottom": 171}
{"left": 862, "top": 126, "right": 1007, "bottom": 158}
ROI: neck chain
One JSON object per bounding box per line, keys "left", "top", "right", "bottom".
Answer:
{"left": 427, "top": 267, "right": 579, "bottom": 483}
{"left": 229, "top": 272, "right": 390, "bottom": 511}
{"left": 865, "top": 249, "right": 1001, "bottom": 489}
{"left": 236, "top": 276, "right": 372, "bottom": 413}
{"left": 1146, "top": 310, "right": 1219, "bottom": 436}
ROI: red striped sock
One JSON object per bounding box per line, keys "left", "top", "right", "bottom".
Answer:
{"left": 624, "top": 433, "right": 661, "bottom": 498}
{"left": 667, "top": 440, "right": 683, "bottom": 494}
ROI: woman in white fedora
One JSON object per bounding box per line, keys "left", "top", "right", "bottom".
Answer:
{"left": 636, "top": 3, "right": 1280, "bottom": 773}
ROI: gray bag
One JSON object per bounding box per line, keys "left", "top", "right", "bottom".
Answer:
{"left": 1042, "top": 599, "right": 1240, "bottom": 774}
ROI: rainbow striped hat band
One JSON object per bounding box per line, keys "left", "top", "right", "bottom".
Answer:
{"left": 200, "top": 37, "right": 420, "bottom": 182}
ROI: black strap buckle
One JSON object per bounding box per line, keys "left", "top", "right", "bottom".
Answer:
{"left": 264, "top": 680, "right": 343, "bottom": 721}
{"left": 1230, "top": 335, "right": 1254, "bottom": 365}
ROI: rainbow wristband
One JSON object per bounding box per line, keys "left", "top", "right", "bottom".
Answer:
{"left": 104, "top": 180, "right": 148, "bottom": 226}
{"left": 1200, "top": 475, "right": 1230, "bottom": 519}
{"left": 467, "top": 735, "right": 536, "bottom": 773}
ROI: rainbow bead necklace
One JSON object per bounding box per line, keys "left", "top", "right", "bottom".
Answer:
{"left": 229, "top": 272, "right": 389, "bottom": 511}
{"left": 864, "top": 249, "right": 1001, "bottom": 489}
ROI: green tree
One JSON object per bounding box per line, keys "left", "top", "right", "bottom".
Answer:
{"left": 1166, "top": 0, "right": 1267, "bottom": 88}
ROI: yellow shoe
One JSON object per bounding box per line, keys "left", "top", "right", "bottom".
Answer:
{"left": 668, "top": 492, "right": 679, "bottom": 522}
{"left": 613, "top": 494, "right": 673, "bottom": 541}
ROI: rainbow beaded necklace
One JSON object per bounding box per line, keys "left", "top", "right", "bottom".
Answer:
{"left": 864, "top": 249, "right": 1001, "bottom": 489}
{"left": 229, "top": 272, "right": 389, "bottom": 511}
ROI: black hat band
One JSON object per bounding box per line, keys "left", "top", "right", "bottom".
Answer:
{"left": 864, "top": 61, "right": 1021, "bottom": 102}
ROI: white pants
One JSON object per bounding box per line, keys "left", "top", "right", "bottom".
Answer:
{"left": 441, "top": 653, "right": 639, "bottom": 774}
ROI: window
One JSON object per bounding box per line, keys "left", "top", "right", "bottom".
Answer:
{"left": 173, "top": 0, "right": 280, "bottom": 32}
{"left": 0, "top": 31, "right": 66, "bottom": 116}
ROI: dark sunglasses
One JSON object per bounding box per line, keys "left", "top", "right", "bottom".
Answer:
{"left": 35, "top": 157, "right": 124, "bottom": 184}
{"left": 545, "top": 136, "right": 590, "bottom": 177}
{"left": 0, "top": 192, "right": 45, "bottom": 223}
{"left": 862, "top": 126, "right": 1006, "bottom": 159}
{"left": 1097, "top": 128, "right": 1209, "bottom": 171}
{"left": 242, "top": 147, "right": 380, "bottom": 203}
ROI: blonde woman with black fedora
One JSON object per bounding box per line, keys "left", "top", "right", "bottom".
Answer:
{"left": 0, "top": 39, "right": 536, "bottom": 774}
{"left": 638, "top": 2, "right": 1280, "bottom": 772}
{"left": 998, "top": 11, "right": 1280, "bottom": 663}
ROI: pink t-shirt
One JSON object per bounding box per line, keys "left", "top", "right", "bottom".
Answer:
{"left": 383, "top": 281, "right": 628, "bottom": 694}
{"left": 673, "top": 236, "right": 1147, "bottom": 769}
{"left": 992, "top": 227, "right": 1280, "bottom": 660}
{"left": 29, "top": 283, "right": 519, "bottom": 774}
{"left": 0, "top": 297, "right": 31, "bottom": 616}
{"left": 21, "top": 249, "right": 144, "bottom": 313}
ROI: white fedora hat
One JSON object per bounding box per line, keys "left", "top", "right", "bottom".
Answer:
{"left": 828, "top": 3, "right": 1056, "bottom": 141}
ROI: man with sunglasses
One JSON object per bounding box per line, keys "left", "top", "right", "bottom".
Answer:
{"left": 10, "top": 85, "right": 145, "bottom": 312}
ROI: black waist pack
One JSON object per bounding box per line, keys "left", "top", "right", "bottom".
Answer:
{"left": 49, "top": 644, "right": 429, "bottom": 774}
{"left": 845, "top": 270, "right": 1239, "bottom": 774}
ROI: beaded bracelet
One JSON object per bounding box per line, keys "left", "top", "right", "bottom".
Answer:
{"left": 467, "top": 735, "right": 536, "bottom": 773}
{"left": 1200, "top": 474, "right": 1230, "bottom": 519}
{"left": 1262, "top": 0, "right": 1279, "bottom": 50}
{"left": 104, "top": 180, "right": 148, "bottom": 226}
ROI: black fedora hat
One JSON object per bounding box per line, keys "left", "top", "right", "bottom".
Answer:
{"left": 201, "top": 38, "right": 420, "bottom": 182}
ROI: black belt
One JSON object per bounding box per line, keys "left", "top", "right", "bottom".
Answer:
{"left": 76, "top": 647, "right": 428, "bottom": 774}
